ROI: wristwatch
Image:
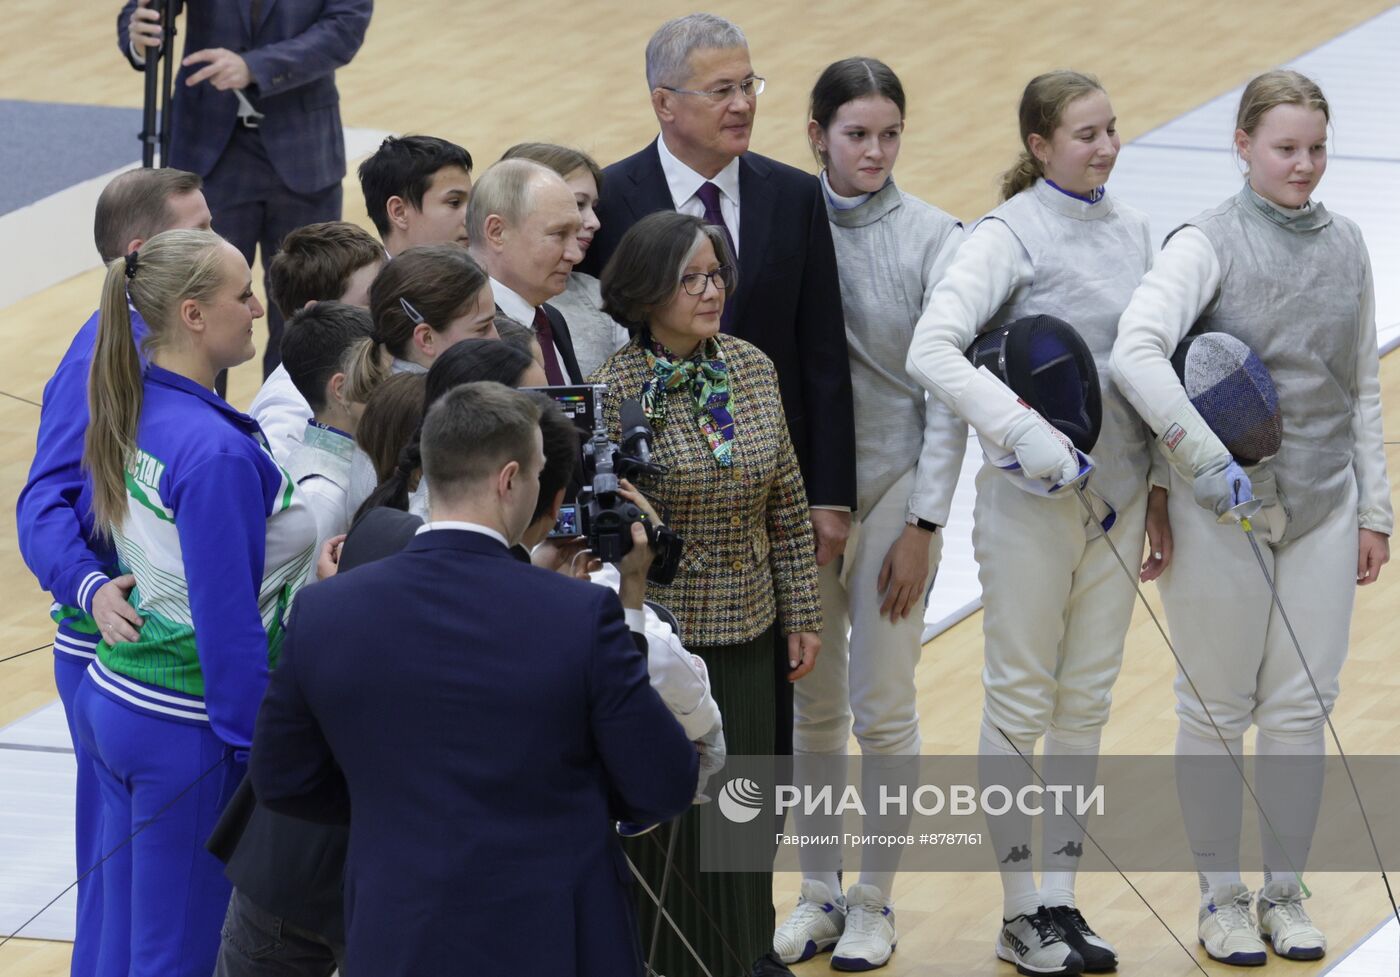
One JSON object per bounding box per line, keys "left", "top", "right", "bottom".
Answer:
{"left": 905, "top": 514, "right": 940, "bottom": 533}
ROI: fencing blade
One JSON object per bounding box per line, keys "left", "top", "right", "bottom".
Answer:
{"left": 1069, "top": 484, "right": 1309, "bottom": 895}
{"left": 1236, "top": 517, "right": 1400, "bottom": 939}
{"left": 994, "top": 724, "right": 1210, "bottom": 977}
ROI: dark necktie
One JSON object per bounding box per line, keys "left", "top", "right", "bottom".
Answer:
{"left": 532, "top": 307, "right": 567, "bottom": 386}
{"left": 694, "top": 182, "right": 737, "bottom": 333}
{"left": 250, "top": 0, "right": 263, "bottom": 29}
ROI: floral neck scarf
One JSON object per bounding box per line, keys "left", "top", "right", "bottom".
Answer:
{"left": 640, "top": 333, "right": 735, "bottom": 467}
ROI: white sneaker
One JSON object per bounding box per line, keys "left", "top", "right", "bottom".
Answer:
{"left": 1198, "top": 882, "right": 1267, "bottom": 966}
{"left": 996, "top": 906, "right": 1084, "bottom": 975}
{"left": 772, "top": 879, "right": 845, "bottom": 964}
{"left": 831, "top": 883, "right": 896, "bottom": 971}
{"left": 1257, "top": 880, "right": 1326, "bottom": 960}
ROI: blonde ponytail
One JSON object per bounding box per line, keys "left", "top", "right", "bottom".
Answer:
{"left": 83, "top": 228, "right": 229, "bottom": 535}
{"left": 86, "top": 259, "right": 144, "bottom": 534}
{"left": 343, "top": 335, "right": 391, "bottom": 404}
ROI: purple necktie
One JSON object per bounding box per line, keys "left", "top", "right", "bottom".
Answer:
{"left": 532, "top": 307, "right": 566, "bottom": 386}
{"left": 694, "top": 182, "right": 737, "bottom": 333}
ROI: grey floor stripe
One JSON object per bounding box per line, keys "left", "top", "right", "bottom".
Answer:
{"left": 0, "top": 742, "right": 75, "bottom": 755}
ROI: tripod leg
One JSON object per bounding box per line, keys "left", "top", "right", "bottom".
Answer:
{"left": 624, "top": 844, "right": 714, "bottom": 977}
{"left": 158, "top": 0, "right": 178, "bottom": 166}
{"left": 649, "top": 820, "right": 681, "bottom": 969}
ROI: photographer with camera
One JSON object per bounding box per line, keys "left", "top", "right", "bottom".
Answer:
{"left": 592, "top": 210, "right": 823, "bottom": 976}
{"left": 525, "top": 400, "right": 724, "bottom": 791}
{"left": 252, "top": 381, "right": 697, "bottom": 976}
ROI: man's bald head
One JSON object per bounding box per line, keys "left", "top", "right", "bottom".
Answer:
{"left": 465, "top": 159, "right": 584, "bottom": 307}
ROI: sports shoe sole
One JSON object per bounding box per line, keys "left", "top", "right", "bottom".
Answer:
{"left": 778, "top": 936, "right": 838, "bottom": 965}
{"left": 995, "top": 941, "right": 1084, "bottom": 976}
{"left": 1199, "top": 939, "right": 1267, "bottom": 967}
{"left": 831, "top": 941, "right": 895, "bottom": 971}
{"left": 1056, "top": 933, "right": 1116, "bottom": 972}
{"left": 1269, "top": 942, "right": 1325, "bottom": 961}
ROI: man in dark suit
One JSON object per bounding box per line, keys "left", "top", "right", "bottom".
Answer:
{"left": 579, "top": 21, "right": 854, "bottom": 873}
{"left": 580, "top": 13, "right": 856, "bottom": 573}
{"left": 467, "top": 159, "right": 587, "bottom": 383}
{"left": 120, "top": 0, "right": 373, "bottom": 377}
{"left": 251, "top": 382, "right": 698, "bottom": 977}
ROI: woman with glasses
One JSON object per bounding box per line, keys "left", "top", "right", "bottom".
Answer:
{"left": 591, "top": 210, "right": 822, "bottom": 977}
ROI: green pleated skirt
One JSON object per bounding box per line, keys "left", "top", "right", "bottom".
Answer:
{"left": 625, "top": 626, "right": 777, "bottom": 977}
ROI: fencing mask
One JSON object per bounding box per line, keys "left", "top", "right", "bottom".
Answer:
{"left": 966, "top": 314, "right": 1102, "bottom": 453}
{"left": 965, "top": 314, "right": 1102, "bottom": 501}
{"left": 1171, "top": 332, "right": 1282, "bottom": 465}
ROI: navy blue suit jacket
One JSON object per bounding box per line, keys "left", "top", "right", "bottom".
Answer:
{"left": 118, "top": 0, "right": 371, "bottom": 193}
{"left": 251, "top": 528, "right": 697, "bottom": 977}
{"left": 581, "top": 140, "right": 857, "bottom": 508}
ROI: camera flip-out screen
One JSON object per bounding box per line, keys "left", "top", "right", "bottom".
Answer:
{"left": 524, "top": 383, "right": 606, "bottom": 437}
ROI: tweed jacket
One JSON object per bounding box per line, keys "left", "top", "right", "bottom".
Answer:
{"left": 592, "top": 334, "right": 821, "bottom": 647}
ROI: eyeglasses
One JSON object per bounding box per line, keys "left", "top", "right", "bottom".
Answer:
{"left": 661, "top": 76, "right": 765, "bottom": 104}
{"left": 680, "top": 265, "right": 735, "bottom": 296}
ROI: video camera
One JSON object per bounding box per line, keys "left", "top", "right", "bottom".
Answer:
{"left": 528, "top": 384, "right": 684, "bottom": 585}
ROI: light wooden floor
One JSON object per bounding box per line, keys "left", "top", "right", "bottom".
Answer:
{"left": 4, "top": 2, "right": 1400, "bottom": 974}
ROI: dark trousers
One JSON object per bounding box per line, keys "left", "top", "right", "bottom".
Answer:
{"left": 202, "top": 126, "right": 343, "bottom": 380}
{"left": 215, "top": 888, "right": 344, "bottom": 977}
{"left": 774, "top": 642, "right": 794, "bottom": 758}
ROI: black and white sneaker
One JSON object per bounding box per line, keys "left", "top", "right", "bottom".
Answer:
{"left": 997, "top": 906, "right": 1085, "bottom": 976}
{"left": 1047, "top": 905, "right": 1117, "bottom": 972}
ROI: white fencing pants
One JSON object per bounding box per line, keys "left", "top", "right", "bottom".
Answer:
{"left": 1163, "top": 467, "right": 1357, "bottom": 891}
{"left": 973, "top": 466, "right": 1146, "bottom": 916}
{"left": 975, "top": 466, "right": 1146, "bottom": 743}
{"left": 792, "top": 470, "right": 938, "bottom": 898}
{"left": 1161, "top": 467, "right": 1357, "bottom": 743}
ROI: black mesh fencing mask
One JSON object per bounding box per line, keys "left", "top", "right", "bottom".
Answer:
{"left": 965, "top": 314, "right": 1102, "bottom": 453}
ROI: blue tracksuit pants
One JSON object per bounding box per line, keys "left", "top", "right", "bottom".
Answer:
{"left": 73, "top": 670, "right": 243, "bottom": 977}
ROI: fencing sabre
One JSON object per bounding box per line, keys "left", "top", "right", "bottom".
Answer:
{"left": 1224, "top": 496, "right": 1400, "bottom": 935}
{"left": 1061, "top": 478, "right": 1310, "bottom": 896}
{"left": 993, "top": 722, "right": 1212, "bottom": 977}
{"left": 961, "top": 318, "right": 1313, "bottom": 961}
{"left": 1169, "top": 329, "right": 1398, "bottom": 939}
{"left": 0, "top": 753, "right": 227, "bottom": 949}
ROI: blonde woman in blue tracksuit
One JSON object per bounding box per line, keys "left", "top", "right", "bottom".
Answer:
{"left": 75, "top": 228, "right": 316, "bottom": 976}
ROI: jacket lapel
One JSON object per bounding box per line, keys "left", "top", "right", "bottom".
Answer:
{"left": 252, "top": 0, "right": 277, "bottom": 33}
{"left": 624, "top": 140, "right": 678, "bottom": 222}
{"left": 734, "top": 154, "right": 775, "bottom": 328}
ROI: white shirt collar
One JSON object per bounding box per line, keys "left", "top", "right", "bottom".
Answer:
{"left": 390, "top": 357, "right": 426, "bottom": 375}
{"left": 819, "top": 170, "right": 871, "bottom": 210}
{"left": 415, "top": 520, "right": 509, "bottom": 548}
{"left": 656, "top": 133, "right": 741, "bottom": 211}
{"left": 490, "top": 276, "right": 535, "bottom": 325}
